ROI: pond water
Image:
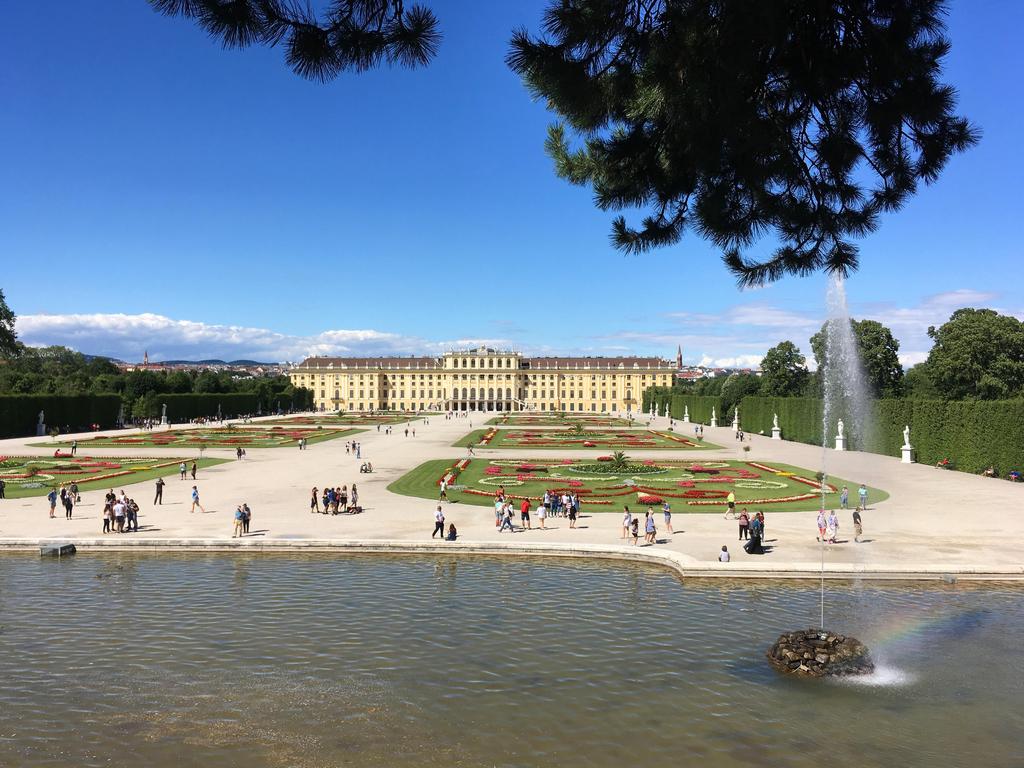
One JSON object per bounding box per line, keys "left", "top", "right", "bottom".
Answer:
{"left": 0, "top": 553, "right": 1021, "bottom": 767}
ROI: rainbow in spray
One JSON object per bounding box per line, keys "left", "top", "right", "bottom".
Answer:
{"left": 866, "top": 608, "right": 990, "bottom": 650}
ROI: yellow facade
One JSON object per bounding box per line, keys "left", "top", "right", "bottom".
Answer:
{"left": 289, "top": 347, "right": 675, "bottom": 414}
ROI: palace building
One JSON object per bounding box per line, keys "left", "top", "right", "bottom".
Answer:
{"left": 289, "top": 347, "right": 676, "bottom": 413}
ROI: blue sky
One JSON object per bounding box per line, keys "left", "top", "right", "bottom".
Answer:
{"left": 2, "top": 0, "right": 1021, "bottom": 365}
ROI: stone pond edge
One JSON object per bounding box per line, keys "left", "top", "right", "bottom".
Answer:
{"left": 1, "top": 538, "right": 1022, "bottom": 582}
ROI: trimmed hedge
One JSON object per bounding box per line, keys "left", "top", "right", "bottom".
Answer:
{"left": 0, "top": 394, "right": 122, "bottom": 438}
{"left": 740, "top": 395, "right": 1024, "bottom": 474}
{"left": 642, "top": 386, "right": 674, "bottom": 415}
{"left": 670, "top": 394, "right": 723, "bottom": 425}
{"left": 161, "top": 393, "right": 260, "bottom": 421}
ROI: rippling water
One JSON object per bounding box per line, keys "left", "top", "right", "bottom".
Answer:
{"left": 0, "top": 554, "right": 1021, "bottom": 767}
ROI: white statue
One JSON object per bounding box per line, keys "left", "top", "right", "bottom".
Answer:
{"left": 711, "top": 407, "right": 716, "bottom": 420}
{"left": 773, "top": 413, "right": 779, "bottom": 429}
{"left": 903, "top": 424, "right": 911, "bottom": 447}
{"left": 837, "top": 419, "right": 844, "bottom": 438}
{"left": 38, "top": 410, "right": 45, "bottom": 426}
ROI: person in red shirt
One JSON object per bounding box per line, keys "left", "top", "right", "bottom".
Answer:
{"left": 520, "top": 498, "right": 531, "bottom": 529}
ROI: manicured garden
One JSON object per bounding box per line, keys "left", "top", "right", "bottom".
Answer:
{"left": 388, "top": 457, "right": 887, "bottom": 513}
{"left": 0, "top": 456, "right": 228, "bottom": 499}
{"left": 40, "top": 425, "right": 362, "bottom": 449}
{"left": 485, "top": 414, "right": 637, "bottom": 427}
{"left": 455, "top": 427, "right": 716, "bottom": 450}
{"left": 261, "top": 413, "right": 428, "bottom": 427}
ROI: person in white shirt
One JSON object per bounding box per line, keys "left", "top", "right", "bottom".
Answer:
{"left": 536, "top": 503, "right": 547, "bottom": 529}
{"left": 719, "top": 545, "right": 730, "bottom": 562}
{"left": 621, "top": 506, "right": 633, "bottom": 539}
{"left": 432, "top": 505, "right": 445, "bottom": 539}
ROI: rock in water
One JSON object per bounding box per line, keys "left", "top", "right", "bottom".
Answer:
{"left": 766, "top": 629, "right": 874, "bottom": 677}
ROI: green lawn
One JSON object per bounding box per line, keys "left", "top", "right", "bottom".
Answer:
{"left": 0, "top": 456, "right": 229, "bottom": 499}
{"left": 261, "top": 413, "right": 432, "bottom": 426}
{"left": 455, "top": 427, "right": 718, "bottom": 450}
{"left": 388, "top": 457, "right": 888, "bottom": 513}
{"left": 38, "top": 425, "right": 362, "bottom": 449}
{"left": 485, "top": 414, "right": 638, "bottom": 427}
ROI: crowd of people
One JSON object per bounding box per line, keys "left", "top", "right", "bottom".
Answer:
{"left": 310, "top": 484, "right": 360, "bottom": 515}
{"left": 101, "top": 489, "right": 140, "bottom": 533}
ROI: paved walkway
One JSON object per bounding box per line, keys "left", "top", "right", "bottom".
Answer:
{"left": 1, "top": 414, "right": 1021, "bottom": 578}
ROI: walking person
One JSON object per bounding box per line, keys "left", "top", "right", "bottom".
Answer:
{"left": 311, "top": 487, "right": 320, "bottom": 513}
{"left": 432, "top": 505, "right": 445, "bottom": 539}
{"left": 126, "top": 499, "right": 138, "bottom": 532}
{"left": 350, "top": 484, "right": 358, "bottom": 511}
{"left": 568, "top": 498, "right": 577, "bottom": 529}
{"left": 439, "top": 479, "right": 448, "bottom": 502}
{"left": 536, "top": 501, "right": 547, "bottom": 529}
{"left": 816, "top": 510, "right": 827, "bottom": 542}
{"left": 0, "top": 478, "right": 5, "bottom": 499}
{"left": 242, "top": 503, "right": 252, "bottom": 534}
{"left": 500, "top": 504, "right": 515, "bottom": 533}
{"left": 858, "top": 483, "right": 868, "bottom": 509}
{"left": 102, "top": 502, "right": 112, "bottom": 534}
{"left": 853, "top": 506, "right": 864, "bottom": 543}
{"left": 47, "top": 488, "right": 57, "bottom": 519}
{"left": 64, "top": 491, "right": 74, "bottom": 520}
{"left": 840, "top": 485, "right": 849, "bottom": 509}
{"left": 190, "top": 486, "right": 205, "bottom": 513}
{"left": 233, "top": 506, "right": 245, "bottom": 538}
{"left": 621, "top": 506, "right": 633, "bottom": 539}
{"left": 71, "top": 482, "right": 80, "bottom": 503}
{"left": 191, "top": 461, "right": 197, "bottom": 480}
{"left": 826, "top": 509, "right": 839, "bottom": 544}
{"left": 662, "top": 501, "right": 673, "bottom": 534}
{"left": 630, "top": 517, "right": 640, "bottom": 545}
{"left": 644, "top": 509, "right": 656, "bottom": 544}
{"left": 71, "top": 439, "right": 77, "bottom": 456}
{"left": 520, "top": 498, "right": 531, "bottom": 530}
{"left": 179, "top": 462, "right": 187, "bottom": 480}
{"left": 738, "top": 509, "right": 749, "bottom": 540}
{"left": 154, "top": 477, "right": 165, "bottom": 505}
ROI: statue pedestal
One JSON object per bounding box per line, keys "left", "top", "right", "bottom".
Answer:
{"left": 901, "top": 445, "right": 915, "bottom": 464}
{"left": 771, "top": 426, "right": 782, "bottom": 440}
{"left": 710, "top": 417, "right": 718, "bottom": 428}
{"left": 160, "top": 417, "right": 168, "bottom": 426}
{"left": 682, "top": 415, "right": 690, "bottom": 423}
{"left": 36, "top": 424, "right": 46, "bottom": 437}
{"left": 835, "top": 435, "right": 845, "bottom": 451}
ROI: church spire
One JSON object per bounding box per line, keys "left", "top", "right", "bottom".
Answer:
{"left": 676, "top": 344, "right": 682, "bottom": 369}
{"left": 143, "top": 350, "right": 149, "bottom": 365}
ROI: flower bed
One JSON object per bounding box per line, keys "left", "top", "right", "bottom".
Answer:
{"left": 402, "top": 457, "right": 879, "bottom": 513}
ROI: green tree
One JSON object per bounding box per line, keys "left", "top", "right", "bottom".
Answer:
{"left": 810, "top": 318, "right": 903, "bottom": 398}
{"left": 719, "top": 372, "right": 762, "bottom": 417}
{"left": 508, "top": 0, "right": 977, "bottom": 285}
{"left": 925, "top": 308, "right": 1024, "bottom": 399}
{"left": 0, "top": 290, "right": 20, "bottom": 360}
{"left": 194, "top": 370, "right": 224, "bottom": 393}
{"left": 760, "top": 341, "right": 810, "bottom": 397}
{"left": 149, "top": 0, "right": 441, "bottom": 82}
{"left": 903, "top": 363, "right": 940, "bottom": 399}
{"left": 131, "top": 391, "right": 161, "bottom": 420}
{"left": 0, "top": 288, "right": 18, "bottom": 358}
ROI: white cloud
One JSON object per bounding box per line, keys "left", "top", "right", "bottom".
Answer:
{"left": 15, "top": 313, "right": 425, "bottom": 362}
{"left": 15, "top": 288, "right": 1019, "bottom": 369}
